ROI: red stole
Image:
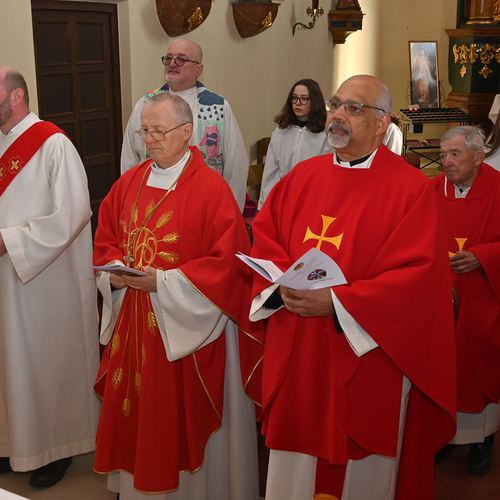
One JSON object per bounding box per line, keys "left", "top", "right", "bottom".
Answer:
{"left": 0, "top": 121, "right": 63, "bottom": 197}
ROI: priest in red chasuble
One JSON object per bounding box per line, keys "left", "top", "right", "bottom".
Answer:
{"left": 250, "top": 75, "right": 456, "bottom": 500}
{"left": 432, "top": 126, "right": 500, "bottom": 476}
{"left": 93, "top": 92, "right": 263, "bottom": 500}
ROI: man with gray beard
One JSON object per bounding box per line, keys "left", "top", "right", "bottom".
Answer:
{"left": 249, "top": 75, "right": 456, "bottom": 500}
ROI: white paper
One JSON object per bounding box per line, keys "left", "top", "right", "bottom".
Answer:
{"left": 237, "top": 247, "right": 347, "bottom": 290}
{"left": 91, "top": 264, "right": 148, "bottom": 276}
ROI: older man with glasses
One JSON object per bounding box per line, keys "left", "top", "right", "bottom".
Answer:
{"left": 120, "top": 38, "right": 248, "bottom": 212}
{"left": 249, "top": 75, "right": 456, "bottom": 500}
{"left": 93, "top": 92, "right": 263, "bottom": 500}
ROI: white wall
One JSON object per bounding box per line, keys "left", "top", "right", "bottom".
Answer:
{"left": 332, "top": 0, "right": 456, "bottom": 113}
{"left": 0, "top": 1, "right": 38, "bottom": 112}
{"left": 1, "top": 0, "right": 457, "bottom": 161}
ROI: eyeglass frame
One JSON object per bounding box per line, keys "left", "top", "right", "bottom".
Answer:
{"left": 325, "top": 98, "right": 386, "bottom": 116}
{"left": 291, "top": 96, "right": 311, "bottom": 105}
{"left": 135, "top": 123, "right": 188, "bottom": 142}
{"left": 161, "top": 55, "right": 200, "bottom": 67}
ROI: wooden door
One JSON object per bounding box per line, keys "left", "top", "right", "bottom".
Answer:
{"left": 31, "top": 0, "right": 122, "bottom": 234}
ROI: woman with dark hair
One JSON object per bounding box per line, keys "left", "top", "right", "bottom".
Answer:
{"left": 485, "top": 94, "right": 500, "bottom": 172}
{"left": 258, "top": 79, "right": 332, "bottom": 209}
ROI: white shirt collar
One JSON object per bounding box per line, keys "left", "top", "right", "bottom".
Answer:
{"left": 146, "top": 149, "right": 191, "bottom": 190}
{"left": 6, "top": 112, "right": 34, "bottom": 135}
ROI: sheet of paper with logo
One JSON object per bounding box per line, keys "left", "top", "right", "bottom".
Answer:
{"left": 237, "top": 247, "right": 346, "bottom": 290}
{"left": 91, "top": 264, "right": 148, "bottom": 276}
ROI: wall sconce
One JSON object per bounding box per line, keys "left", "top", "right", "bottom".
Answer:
{"left": 292, "top": 0, "right": 324, "bottom": 35}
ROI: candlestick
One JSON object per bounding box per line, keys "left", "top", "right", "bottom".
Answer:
{"left": 293, "top": 0, "right": 324, "bottom": 35}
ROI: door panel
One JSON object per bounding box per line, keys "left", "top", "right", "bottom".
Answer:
{"left": 32, "top": 1, "right": 122, "bottom": 235}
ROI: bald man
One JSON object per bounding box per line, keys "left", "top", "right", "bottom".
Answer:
{"left": 0, "top": 67, "right": 99, "bottom": 487}
{"left": 121, "top": 38, "right": 249, "bottom": 211}
{"left": 250, "top": 75, "right": 457, "bottom": 500}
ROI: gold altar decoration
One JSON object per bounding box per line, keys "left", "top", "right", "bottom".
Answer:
{"left": 452, "top": 42, "right": 500, "bottom": 78}
{"left": 478, "top": 43, "right": 496, "bottom": 77}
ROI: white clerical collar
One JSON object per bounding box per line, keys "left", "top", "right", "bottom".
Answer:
{"left": 454, "top": 184, "right": 471, "bottom": 198}
{"left": 443, "top": 177, "right": 472, "bottom": 198}
{"left": 7, "top": 111, "right": 34, "bottom": 135}
{"left": 334, "top": 149, "right": 377, "bottom": 169}
{"left": 146, "top": 149, "right": 191, "bottom": 190}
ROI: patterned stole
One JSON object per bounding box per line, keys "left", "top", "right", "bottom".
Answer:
{"left": 143, "top": 82, "right": 226, "bottom": 175}
{"left": 0, "top": 121, "right": 64, "bottom": 197}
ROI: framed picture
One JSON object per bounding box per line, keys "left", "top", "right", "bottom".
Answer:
{"left": 409, "top": 41, "right": 440, "bottom": 108}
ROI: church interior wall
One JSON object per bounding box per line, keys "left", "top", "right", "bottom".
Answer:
{"left": 2, "top": 0, "right": 456, "bottom": 162}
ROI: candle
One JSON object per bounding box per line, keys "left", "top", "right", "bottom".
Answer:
{"left": 313, "top": 0, "right": 319, "bottom": 9}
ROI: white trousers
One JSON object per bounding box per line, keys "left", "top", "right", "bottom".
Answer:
{"left": 265, "top": 376, "right": 411, "bottom": 500}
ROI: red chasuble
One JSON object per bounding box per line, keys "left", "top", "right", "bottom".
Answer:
{"left": 93, "top": 147, "right": 263, "bottom": 493}
{"left": 432, "top": 163, "right": 500, "bottom": 413}
{"left": 252, "top": 145, "right": 456, "bottom": 499}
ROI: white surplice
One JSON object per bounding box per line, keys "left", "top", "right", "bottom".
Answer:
{"left": 382, "top": 122, "right": 403, "bottom": 156}
{"left": 0, "top": 113, "right": 100, "bottom": 471}
{"left": 257, "top": 125, "right": 333, "bottom": 210}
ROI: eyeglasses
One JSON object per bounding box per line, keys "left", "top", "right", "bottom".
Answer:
{"left": 326, "top": 99, "right": 386, "bottom": 116}
{"left": 161, "top": 56, "right": 200, "bottom": 67}
{"left": 291, "top": 96, "right": 311, "bottom": 105}
{"left": 135, "top": 123, "right": 187, "bottom": 142}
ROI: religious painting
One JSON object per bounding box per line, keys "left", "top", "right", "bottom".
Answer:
{"left": 409, "top": 41, "right": 440, "bottom": 108}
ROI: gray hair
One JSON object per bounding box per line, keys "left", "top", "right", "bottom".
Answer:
{"left": 145, "top": 92, "right": 193, "bottom": 125}
{"left": 441, "top": 125, "right": 485, "bottom": 152}
{"left": 3, "top": 70, "right": 29, "bottom": 106}
{"left": 374, "top": 81, "right": 392, "bottom": 117}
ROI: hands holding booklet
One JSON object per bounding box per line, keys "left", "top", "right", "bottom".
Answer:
{"left": 91, "top": 264, "right": 148, "bottom": 276}
{"left": 236, "top": 247, "right": 346, "bottom": 291}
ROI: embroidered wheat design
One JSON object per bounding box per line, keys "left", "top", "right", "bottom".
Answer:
{"left": 122, "top": 398, "right": 131, "bottom": 417}
{"left": 161, "top": 233, "right": 180, "bottom": 243}
{"left": 147, "top": 311, "right": 157, "bottom": 334}
{"left": 111, "top": 367, "right": 123, "bottom": 389}
{"left": 156, "top": 211, "right": 173, "bottom": 229}
{"left": 131, "top": 206, "right": 138, "bottom": 223}
{"left": 145, "top": 200, "right": 156, "bottom": 219}
{"left": 135, "top": 372, "right": 141, "bottom": 395}
{"left": 111, "top": 334, "right": 120, "bottom": 356}
{"left": 158, "top": 251, "right": 179, "bottom": 263}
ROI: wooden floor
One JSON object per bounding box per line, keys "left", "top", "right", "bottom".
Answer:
{"left": 0, "top": 453, "right": 113, "bottom": 500}
{"left": 0, "top": 439, "right": 497, "bottom": 500}
{"left": 435, "top": 431, "right": 500, "bottom": 500}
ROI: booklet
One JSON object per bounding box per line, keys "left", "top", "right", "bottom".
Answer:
{"left": 91, "top": 264, "right": 148, "bottom": 277}
{"left": 237, "top": 247, "right": 347, "bottom": 290}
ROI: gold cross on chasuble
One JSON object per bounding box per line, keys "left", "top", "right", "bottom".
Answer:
{"left": 303, "top": 214, "right": 344, "bottom": 251}
{"left": 9, "top": 158, "right": 21, "bottom": 172}
{"left": 449, "top": 237, "right": 468, "bottom": 257}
